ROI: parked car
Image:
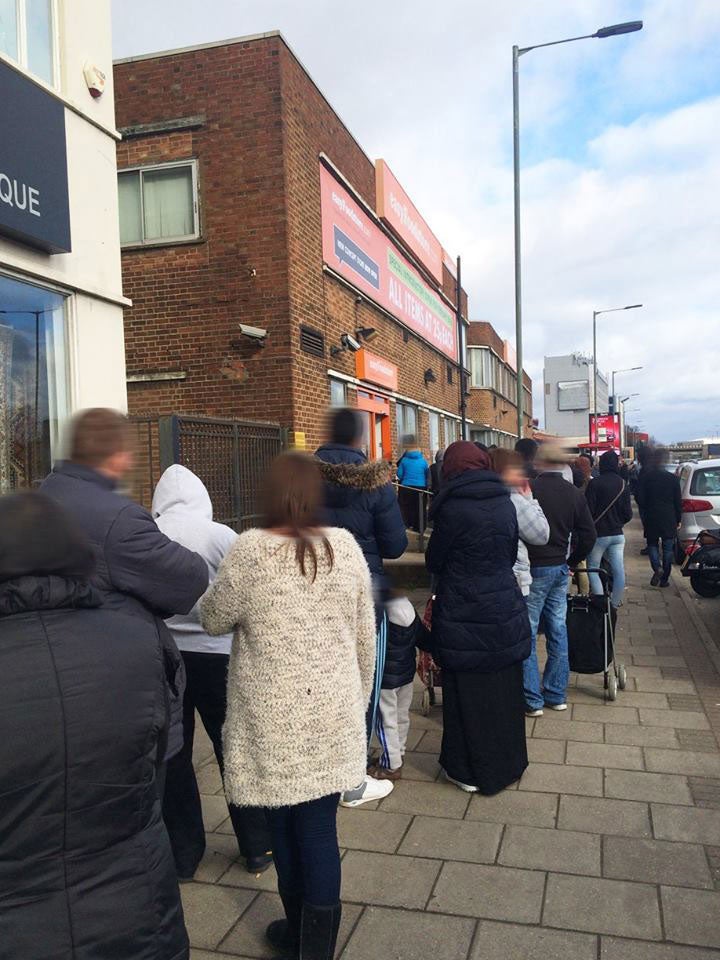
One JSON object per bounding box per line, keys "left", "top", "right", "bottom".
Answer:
{"left": 675, "top": 459, "right": 720, "bottom": 562}
{"left": 664, "top": 462, "right": 681, "bottom": 475}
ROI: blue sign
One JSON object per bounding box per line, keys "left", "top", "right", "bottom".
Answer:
{"left": 0, "top": 60, "right": 71, "bottom": 254}
{"left": 333, "top": 226, "right": 380, "bottom": 290}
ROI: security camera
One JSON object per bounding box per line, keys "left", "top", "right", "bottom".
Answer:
{"left": 238, "top": 324, "right": 268, "bottom": 342}
{"left": 341, "top": 333, "right": 362, "bottom": 352}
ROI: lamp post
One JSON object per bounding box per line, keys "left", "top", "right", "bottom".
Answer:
{"left": 512, "top": 20, "right": 642, "bottom": 440}
{"left": 592, "top": 304, "right": 642, "bottom": 421}
{"left": 611, "top": 366, "right": 643, "bottom": 401}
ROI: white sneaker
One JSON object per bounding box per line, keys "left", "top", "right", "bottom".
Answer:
{"left": 545, "top": 703, "right": 568, "bottom": 711}
{"left": 525, "top": 708, "right": 544, "bottom": 718}
{"left": 443, "top": 770, "right": 479, "bottom": 793}
{"left": 340, "top": 776, "right": 394, "bottom": 807}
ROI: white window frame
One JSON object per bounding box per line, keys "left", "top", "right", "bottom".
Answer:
{"left": 118, "top": 160, "right": 200, "bottom": 248}
{"left": 1, "top": 0, "right": 60, "bottom": 88}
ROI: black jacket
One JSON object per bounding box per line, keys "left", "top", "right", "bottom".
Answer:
{"left": 636, "top": 468, "right": 682, "bottom": 540}
{"left": 315, "top": 445, "right": 407, "bottom": 588}
{"left": 41, "top": 461, "right": 209, "bottom": 757}
{"left": 425, "top": 470, "right": 531, "bottom": 673}
{"left": 528, "top": 472, "right": 597, "bottom": 568}
{"left": 382, "top": 605, "right": 431, "bottom": 689}
{"left": 0, "top": 576, "right": 189, "bottom": 960}
{"left": 586, "top": 468, "right": 633, "bottom": 537}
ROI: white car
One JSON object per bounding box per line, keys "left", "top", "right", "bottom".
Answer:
{"left": 676, "top": 459, "right": 720, "bottom": 561}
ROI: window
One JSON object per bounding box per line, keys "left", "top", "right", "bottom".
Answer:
{"left": 0, "top": 0, "right": 56, "bottom": 86}
{"left": 428, "top": 412, "right": 440, "bottom": 456}
{"left": 118, "top": 162, "right": 199, "bottom": 246}
{"left": 691, "top": 467, "right": 720, "bottom": 497}
{"left": 396, "top": 402, "right": 417, "bottom": 444}
{"left": 0, "top": 273, "right": 68, "bottom": 491}
{"left": 443, "top": 418, "right": 460, "bottom": 447}
{"left": 446, "top": 364, "right": 453, "bottom": 385}
{"left": 557, "top": 379, "right": 590, "bottom": 411}
{"left": 329, "top": 379, "right": 346, "bottom": 407}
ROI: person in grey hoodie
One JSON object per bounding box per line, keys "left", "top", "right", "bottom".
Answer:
{"left": 152, "top": 465, "right": 272, "bottom": 881}
{"left": 492, "top": 450, "right": 550, "bottom": 596}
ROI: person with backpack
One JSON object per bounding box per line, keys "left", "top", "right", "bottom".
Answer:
{"left": 585, "top": 451, "right": 634, "bottom": 608}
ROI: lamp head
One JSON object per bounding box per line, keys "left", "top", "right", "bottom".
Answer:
{"left": 594, "top": 21, "right": 643, "bottom": 38}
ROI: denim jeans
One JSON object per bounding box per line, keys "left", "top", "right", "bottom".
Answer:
{"left": 523, "top": 564, "right": 570, "bottom": 710}
{"left": 266, "top": 793, "right": 341, "bottom": 906}
{"left": 587, "top": 535, "right": 626, "bottom": 607}
{"left": 648, "top": 537, "right": 674, "bottom": 582}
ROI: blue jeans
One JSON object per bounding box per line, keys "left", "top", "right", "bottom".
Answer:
{"left": 266, "top": 793, "right": 341, "bottom": 906}
{"left": 523, "top": 564, "right": 570, "bottom": 710}
{"left": 587, "top": 535, "right": 626, "bottom": 607}
{"left": 648, "top": 537, "right": 674, "bottom": 582}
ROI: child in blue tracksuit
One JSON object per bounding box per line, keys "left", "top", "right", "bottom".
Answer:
{"left": 368, "top": 594, "right": 431, "bottom": 780}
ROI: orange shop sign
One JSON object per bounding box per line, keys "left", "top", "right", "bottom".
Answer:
{"left": 375, "top": 159, "right": 444, "bottom": 285}
{"left": 355, "top": 349, "right": 399, "bottom": 391}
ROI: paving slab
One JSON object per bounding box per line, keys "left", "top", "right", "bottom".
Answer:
{"left": 573, "top": 704, "right": 640, "bottom": 725}
{"left": 196, "top": 761, "right": 224, "bottom": 796}
{"left": 605, "top": 768, "right": 693, "bottom": 805}
{"left": 428, "top": 861, "right": 545, "bottom": 923}
{"left": 180, "top": 883, "right": 255, "bottom": 950}
{"left": 217, "top": 859, "right": 281, "bottom": 893}
{"left": 635, "top": 678, "right": 697, "bottom": 694}
{"left": 415, "top": 729, "right": 443, "bottom": 753}
{"left": 527, "top": 738, "right": 566, "bottom": 764}
{"left": 195, "top": 833, "right": 240, "bottom": 884}
{"left": 342, "top": 906, "right": 475, "bottom": 960}
{"left": 202, "top": 794, "right": 232, "bottom": 833}
{"left": 602, "top": 938, "right": 720, "bottom": 959}
{"left": 543, "top": 874, "right": 662, "bottom": 940}
{"left": 471, "top": 920, "right": 597, "bottom": 959}
{"left": 380, "top": 779, "right": 470, "bottom": 819}
{"left": 633, "top": 655, "right": 686, "bottom": 667}
{"left": 341, "top": 850, "right": 440, "bottom": 909}
{"left": 401, "top": 751, "right": 442, "bottom": 781}
{"left": 558, "top": 795, "right": 652, "bottom": 837}
{"left": 498, "top": 824, "right": 601, "bottom": 875}
{"left": 603, "top": 836, "right": 713, "bottom": 888}
{"left": 533, "top": 719, "right": 604, "bottom": 743}
{"left": 651, "top": 804, "right": 720, "bottom": 843}
{"left": 466, "top": 790, "right": 558, "bottom": 828}
{"left": 661, "top": 886, "right": 720, "bottom": 948}
{"left": 609, "top": 692, "right": 670, "bottom": 709}
{"left": 518, "top": 762, "right": 603, "bottom": 796}
{"left": 398, "top": 815, "right": 501, "bottom": 863}
{"left": 640, "top": 709, "right": 711, "bottom": 730}
{"left": 604, "top": 724, "right": 679, "bottom": 748}
{"left": 337, "top": 808, "right": 412, "bottom": 854}
{"left": 566, "top": 741, "right": 645, "bottom": 771}
{"left": 645, "top": 748, "right": 720, "bottom": 778}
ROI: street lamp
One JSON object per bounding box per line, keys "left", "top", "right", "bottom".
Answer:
{"left": 512, "top": 20, "right": 643, "bottom": 439}
{"left": 611, "top": 366, "right": 643, "bottom": 399}
{"left": 592, "top": 304, "right": 643, "bottom": 420}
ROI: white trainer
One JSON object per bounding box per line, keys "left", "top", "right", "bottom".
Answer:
{"left": 340, "top": 775, "right": 394, "bottom": 807}
{"left": 546, "top": 703, "right": 568, "bottom": 711}
{"left": 525, "top": 708, "right": 544, "bottom": 718}
{"left": 443, "top": 770, "right": 479, "bottom": 793}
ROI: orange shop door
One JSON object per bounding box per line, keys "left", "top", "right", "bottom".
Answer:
{"left": 357, "top": 390, "right": 391, "bottom": 461}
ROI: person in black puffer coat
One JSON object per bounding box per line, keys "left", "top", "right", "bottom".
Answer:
{"left": 426, "top": 441, "right": 531, "bottom": 796}
{"left": 0, "top": 492, "right": 188, "bottom": 960}
{"left": 636, "top": 448, "right": 682, "bottom": 587}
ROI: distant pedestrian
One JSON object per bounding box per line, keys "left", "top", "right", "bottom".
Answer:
{"left": 152, "top": 465, "right": 272, "bottom": 880}
{"left": 0, "top": 493, "right": 188, "bottom": 960}
{"left": 368, "top": 593, "right": 431, "bottom": 781}
{"left": 426, "top": 441, "right": 531, "bottom": 795}
{"left": 396, "top": 435, "right": 430, "bottom": 531}
{"left": 636, "top": 448, "right": 682, "bottom": 587}
{"left": 202, "top": 452, "right": 376, "bottom": 960}
{"left": 429, "top": 449, "right": 444, "bottom": 496}
{"left": 492, "top": 449, "right": 550, "bottom": 597}
{"left": 585, "top": 451, "right": 633, "bottom": 608}
{"left": 572, "top": 456, "right": 592, "bottom": 491}
{"left": 524, "top": 445, "right": 596, "bottom": 716}
{"left": 515, "top": 437, "right": 539, "bottom": 480}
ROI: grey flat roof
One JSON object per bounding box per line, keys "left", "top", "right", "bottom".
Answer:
{"left": 113, "top": 30, "right": 282, "bottom": 64}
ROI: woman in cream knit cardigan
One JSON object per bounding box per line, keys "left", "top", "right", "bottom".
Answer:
{"left": 202, "top": 452, "right": 376, "bottom": 960}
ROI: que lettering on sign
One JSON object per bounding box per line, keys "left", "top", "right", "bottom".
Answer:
{"left": 0, "top": 173, "right": 41, "bottom": 217}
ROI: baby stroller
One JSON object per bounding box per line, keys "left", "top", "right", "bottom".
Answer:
{"left": 567, "top": 567, "right": 626, "bottom": 701}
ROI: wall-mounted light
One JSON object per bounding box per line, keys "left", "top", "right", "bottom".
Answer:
{"left": 355, "top": 327, "right": 378, "bottom": 344}
{"left": 424, "top": 368, "right": 437, "bottom": 385}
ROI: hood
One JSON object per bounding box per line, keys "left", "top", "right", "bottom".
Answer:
{"left": 0, "top": 576, "right": 101, "bottom": 617}
{"left": 315, "top": 443, "right": 367, "bottom": 467}
{"left": 152, "top": 464, "right": 213, "bottom": 521}
{"left": 386, "top": 596, "right": 417, "bottom": 628}
{"left": 315, "top": 455, "right": 392, "bottom": 492}
{"left": 599, "top": 451, "right": 620, "bottom": 474}
{"left": 403, "top": 450, "right": 424, "bottom": 460}
{"left": 429, "top": 468, "right": 506, "bottom": 520}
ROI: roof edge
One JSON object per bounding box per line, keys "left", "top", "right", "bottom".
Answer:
{"left": 113, "top": 29, "right": 283, "bottom": 65}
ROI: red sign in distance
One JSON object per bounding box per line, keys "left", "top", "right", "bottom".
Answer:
{"left": 320, "top": 163, "right": 457, "bottom": 362}
{"left": 589, "top": 413, "right": 622, "bottom": 446}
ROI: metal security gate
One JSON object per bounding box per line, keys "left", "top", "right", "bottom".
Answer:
{"left": 130, "top": 414, "right": 286, "bottom": 530}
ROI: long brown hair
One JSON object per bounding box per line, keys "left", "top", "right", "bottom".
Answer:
{"left": 262, "top": 452, "right": 334, "bottom": 581}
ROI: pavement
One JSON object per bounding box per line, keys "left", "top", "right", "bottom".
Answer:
{"left": 184, "top": 517, "right": 720, "bottom": 959}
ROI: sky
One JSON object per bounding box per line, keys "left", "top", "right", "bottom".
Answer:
{"left": 112, "top": 0, "right": 720, "bottom": 442}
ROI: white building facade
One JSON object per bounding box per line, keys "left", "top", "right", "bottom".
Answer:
{"left": 543, "top": 353, "right": 609, "bottom": 440}
{"left": 0, "top": 0, "right": 127, "bottom": 491}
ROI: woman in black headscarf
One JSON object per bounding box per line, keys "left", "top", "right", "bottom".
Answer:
{"left": 426, "top": 442, "right": 531, "bottom": 795}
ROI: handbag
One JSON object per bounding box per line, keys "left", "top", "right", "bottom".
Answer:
{"left": 422, "top": 595, "right": 434, "bottom": 630}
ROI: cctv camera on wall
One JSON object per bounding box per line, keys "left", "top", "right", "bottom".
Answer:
{"left": 340, "top": 333, "right": 362, "bottom": 352}
{"left": 238, "top": 324, "right": 268, "bottom": 342}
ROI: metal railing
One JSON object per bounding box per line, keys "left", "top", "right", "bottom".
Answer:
{"left": 395, "top": 481, "right": 434, "bottom": 552}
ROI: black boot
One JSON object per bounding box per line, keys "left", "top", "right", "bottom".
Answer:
{"left": 267, "top": 889, "right": 302, "bottom": 957}
{"left": 299, "top": 902, "right": 341, "bottom": 960}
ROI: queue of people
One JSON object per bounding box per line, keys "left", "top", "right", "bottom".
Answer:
{"left": 0, "top": 404, "right": 671, "bottom": 960}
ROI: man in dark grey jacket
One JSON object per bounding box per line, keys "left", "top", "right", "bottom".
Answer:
{"left": 41, "top": 408, "right": 209, "bottom": 762}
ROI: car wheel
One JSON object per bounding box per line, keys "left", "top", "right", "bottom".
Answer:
{"left": 690, "top": 574, "right": 720, "bottom": 599}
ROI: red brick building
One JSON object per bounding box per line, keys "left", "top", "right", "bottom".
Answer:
{"left": 113, "top": 32, "right": 468, "bottom": 461}
{"left": 465, "top": 321, "right": 533, "bottom": 448}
